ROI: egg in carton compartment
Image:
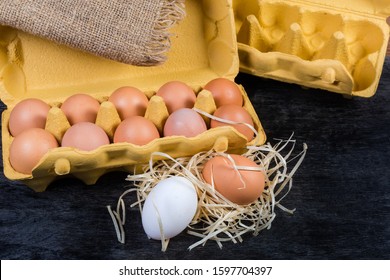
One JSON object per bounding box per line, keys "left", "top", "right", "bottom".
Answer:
{"left": 0, "top": 0, "right": 266, "bottom": 191}
{"left": 233, "top": 0, "right": 390, "bottom": 97}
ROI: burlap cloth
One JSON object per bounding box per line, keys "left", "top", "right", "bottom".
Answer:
{"left": 0, "top": 0, "right": 185, "bottom": 65}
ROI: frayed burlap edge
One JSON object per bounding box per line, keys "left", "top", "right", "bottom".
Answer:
{"left": 143, "top": 0, "right": 186, "bottom": 65}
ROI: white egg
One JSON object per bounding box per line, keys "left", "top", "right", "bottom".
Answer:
{"left": 141, "top": 176, "right": 198, "bottom": 240}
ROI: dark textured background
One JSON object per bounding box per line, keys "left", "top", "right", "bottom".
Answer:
{"left": 0, "top": 56, "right": 389, "bottom": 260}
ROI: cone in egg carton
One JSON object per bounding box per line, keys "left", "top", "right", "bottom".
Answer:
{"left": 233, "top": 0, "right": 390, "bottom": 97}
{"left": 0, "top": 0, "right": 267, "bottom": 191}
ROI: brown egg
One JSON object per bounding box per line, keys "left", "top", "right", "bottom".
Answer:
{"left": 202, "top": 154, "right": 265, "bottom": 205}
{"left": 156, "top": 81, "right": 196, "bottom": 113}
{"left": 210, "top": 105, "right": 254, "bottom": 141}
{"left": 113, "top": 116, "right": 160, "bottom": 145}
{"left": 163, "top": 108, "right": 207, "bottom": 138}
{"left": 204, "top": 78, "right": 243, "bottom": 107}
{"left": 9, "top": 128, "right": 58, "bottom": 174}
{"left": 8, "top": 98, "right": 51, "bottom": 137}
{"left": 62, "top": 122, "right": 110, "bottom": 151}
{"left": 61, "top": 93, "right": 100, "bottom": 125}
{"left": 108, "top": 86, "right": 149, "bottom": 120}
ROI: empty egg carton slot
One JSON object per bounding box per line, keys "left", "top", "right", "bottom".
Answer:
{"left": 233, "top": 0, "right": 389, "bottom": 96}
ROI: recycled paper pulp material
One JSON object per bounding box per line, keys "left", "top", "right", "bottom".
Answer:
{"left": 0, "top": 0, "right": 266, "bottom": 191}
{"left": 233, "top": 0, "right": 390, "bottom": 97}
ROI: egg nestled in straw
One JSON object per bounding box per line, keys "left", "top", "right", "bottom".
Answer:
{"left": 141, "top": 177, "right": 198, "bottom": 240}
{"left": 202, "top": 154, "right": 265, "bottom": 205}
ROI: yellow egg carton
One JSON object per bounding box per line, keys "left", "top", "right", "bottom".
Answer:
{"left": 233, "top": 0, "right": 390, "bottom": 97}
{"left": 0, "top": 0, "right": 266, "bottom": 191}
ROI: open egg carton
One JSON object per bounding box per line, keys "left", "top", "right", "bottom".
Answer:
{"left": 233, "top": 0, "right": 390, "bottom": 97}
{"left": 0, "top": 0, "right": 266, "bottom": 191}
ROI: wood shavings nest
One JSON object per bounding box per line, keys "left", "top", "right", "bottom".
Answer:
{"left": 107, "top": 136, "right": 307, "bottom": 251}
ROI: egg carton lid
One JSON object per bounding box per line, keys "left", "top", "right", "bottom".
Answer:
{"left": 274, "top": 0, "right": 390, "bottom": 18}
{"left": 0, "top": 0, "right": 239, "bottom": 108}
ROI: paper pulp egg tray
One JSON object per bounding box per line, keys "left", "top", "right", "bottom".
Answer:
{"left": 0, "top": 0, "right": 266, "bottom": 191}
{"left": 233, "top": 0, "right": 390, "bottom": 97}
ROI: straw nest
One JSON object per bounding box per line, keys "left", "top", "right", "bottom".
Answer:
{"left": 107, "top": 135, "right": 307, "bottom": 251}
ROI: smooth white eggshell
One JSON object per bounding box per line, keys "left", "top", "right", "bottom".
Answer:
{"left": 141, "top": 177, "right": 198, "bottom": 240}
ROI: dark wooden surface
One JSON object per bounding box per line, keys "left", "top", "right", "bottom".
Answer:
{"left": 387, "top": 14, "right": 390, "bottom": 55}
{"left": 1, "top": 57, "right": 389, "bottom": 260}
{"left": 387, "top": 39, "right": 390, "bottom": 56}
{"left": 387, "top": 44, "right": 390, "bottom": 56}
